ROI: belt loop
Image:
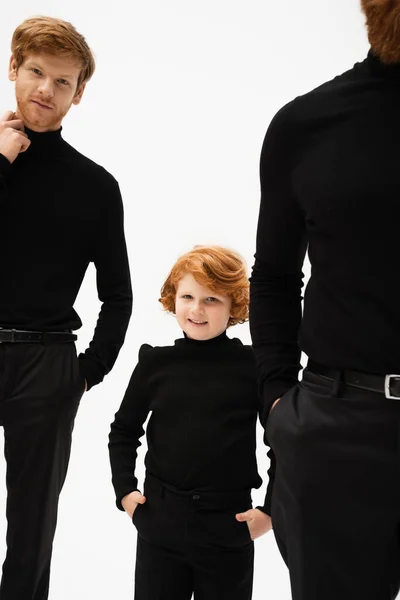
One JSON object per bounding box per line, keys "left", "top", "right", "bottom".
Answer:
{"left": 42, "top": 332, "right": 48, "bottom": 346}
{"left": 332, "top": 369, "right": 342, "bottom": 398}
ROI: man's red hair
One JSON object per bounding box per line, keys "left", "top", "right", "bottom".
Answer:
{"left": 361, "top": 0, "right": 400, "bottom": 64}
{"left": 11, "top": 16, "right": 95, "bottom": 89}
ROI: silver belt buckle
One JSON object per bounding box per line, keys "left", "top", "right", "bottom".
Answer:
{"left": 384, "top": 374, "right": 400, "bottom": 399}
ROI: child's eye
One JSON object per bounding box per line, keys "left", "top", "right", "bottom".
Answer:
{"left": 32, "top": 68, "right": 42, "bottom": 75}
{"left": 58, "top": 79, "right": 69, "bottom": 86}
{"left": 182, "top": 294, "right": 192, "bottom": 299}
{"left": 206, "top": 297, "right": 219, "bottom": 302}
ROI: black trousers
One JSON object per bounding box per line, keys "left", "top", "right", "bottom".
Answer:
{"left": 133, "top": 474, "right": 254, "bottom": 600}
{"left": 0, "top": 341, "right": 84, "bottom": 600}
{"left": 267, "top": 368, "right": 400, "bottom": 600}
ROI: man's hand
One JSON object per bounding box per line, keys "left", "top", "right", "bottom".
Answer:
{"left": 235, "top": 508, "right": 272, "bottom": 540}
{"left": 121, "top": 490, "right": 146, "bottom": 519}
{"left": 0, "top": 110, "right": 30, "bottom": 164}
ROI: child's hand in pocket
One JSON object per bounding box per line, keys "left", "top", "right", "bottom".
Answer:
{"left": 235, "top": 508, "right": 272, "bottom": 540}
{"left": 121, "top": 491, "right": 146, "bottom": 519}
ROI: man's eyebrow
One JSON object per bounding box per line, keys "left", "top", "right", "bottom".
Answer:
{"left": 58, "top": 73, "right": 77, "bottom": 80}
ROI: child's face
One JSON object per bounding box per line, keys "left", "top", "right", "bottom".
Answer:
{"left": 175, "top": 273, "right": 232, "bottom": 341}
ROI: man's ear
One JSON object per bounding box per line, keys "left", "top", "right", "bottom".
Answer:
{"left": 8, "top": 55, "right": 18, "bottom": 82}
{"left": 72, "top": 82, "right": 86, "bottom": 106}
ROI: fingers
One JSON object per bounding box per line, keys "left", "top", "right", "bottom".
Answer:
{"left": 19, "top": 136, "right": 31, "bottom": 153}
{"left": 0, "top": 110, "right": 16, "bottom": 123}
{"left": 0, "top": 110, "right": 25, "bottom": 132}
{"left": 269, "top": 397, "right": 281, "bottom": 414}
{"left": 7, "top": 119, "right": 25, "bottom": 132}
{"left": 235, "top": 511, "right": 251, "bottom": 522}
{"left": 131, "top": 491, "right": 147, "bottom": 504}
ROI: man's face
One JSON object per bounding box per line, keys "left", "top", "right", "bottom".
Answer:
{"left": 361, "top": 0, "right": 400, "bottom": 64}
{"left": 8, "top": 53, "right": 85, "bottom": 132}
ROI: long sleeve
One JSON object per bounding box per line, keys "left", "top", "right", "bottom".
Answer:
{"left": 79, "top": 177, "right": 133, "bottom": 389}
{"left": 108, "top": 344, "right": 153, "bottom": 510}
{"left": 0, "top": 154, "right": 11, "bottom": 202}
{"left": 256, "top": 447, "right": 275, "bottom": 516}
{"left": 256, "top": 394, "right": 276, "bottom": 516}
{"left": 250, "top": 104, "right": 307, "bottom": 419}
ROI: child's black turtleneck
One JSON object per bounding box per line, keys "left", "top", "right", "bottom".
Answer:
{"left": 109, "top": 332, "right": 274, "bottom": 514}
{"left": 0, "top": 127, "right": 132, "bottom": 389}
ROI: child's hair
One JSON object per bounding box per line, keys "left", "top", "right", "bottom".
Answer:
{"left": 11, "top": 16, "right": 95, "bottom": 89}
{"left": 159, "top": 245, "right": 249, "bottom": 327}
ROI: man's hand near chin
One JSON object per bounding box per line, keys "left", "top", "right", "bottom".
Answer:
{"left": 0, "top": 110, "right": 30, "bottom": 163}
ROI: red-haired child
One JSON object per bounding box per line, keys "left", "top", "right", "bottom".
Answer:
{"left": 109, "top": 246, "right": 273, "bottom": 600}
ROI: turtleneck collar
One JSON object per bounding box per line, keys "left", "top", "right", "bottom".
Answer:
{"left": 24, "top": 126, "right": 63, "bottom": 150}
{"left": 175, "top": 330, "right": 231, "bottom": 346}
{"left": 366, "top": 49, "right": 400, "bottom": 80}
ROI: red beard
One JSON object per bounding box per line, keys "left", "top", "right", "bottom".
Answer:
{"left": 361, "top": 0, "right": 400, "bottom": 64}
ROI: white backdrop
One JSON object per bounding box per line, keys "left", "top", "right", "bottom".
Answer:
{"left": 0, "top": 1, "right": 368, "bottom": 598}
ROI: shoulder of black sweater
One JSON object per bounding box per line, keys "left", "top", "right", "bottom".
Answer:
{"left": 260, "top": 53, "right": 381, "bottom": 168}
{"left": 24, "top": 126, "right": 119, "bottom": 192}
{"left": 264, "top": 53, "right": 376, "bottom": 135}
{"left": 61, "top": 138, "right": 118, "bottom": 184}
{"left": 139, "top": 332, "right": 254, "bottom": 362}
{"left": 138, "top": 343, "right": 154, "bottom": 360}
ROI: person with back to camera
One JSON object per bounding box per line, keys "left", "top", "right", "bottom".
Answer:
{"left": 109, "top": 245, "right": 274, "bottom": 600}
{"left": 250, "top": 1, "right": 400, "bottom": 599}
{"left": 0, "top": 16, "right": 132, "bottom": 600}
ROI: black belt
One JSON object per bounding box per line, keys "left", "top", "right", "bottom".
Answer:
{"left": 307, "top": 359, "right": 400, "bottom": 399}
{"left": 0, "top": 329, "right": 77, "bottom": 344}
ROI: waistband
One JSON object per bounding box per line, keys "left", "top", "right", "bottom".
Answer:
{"left": 144, "top": 473, "right": 252, "bottom": 510}
{"left": 0, "top": 329, "right": 76, "bottom": 344}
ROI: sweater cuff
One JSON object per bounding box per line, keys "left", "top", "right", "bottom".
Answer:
{"left": 256, "top": 446, "right": 275, "bottom": 517}
{"left": 0, "top": 153, "right": 12, "bottom": 188}
{"left": 116, "top": 486, "right": 140, "bottom": 511}
{"left": 261, "top": 378, "right": 299, "bottom": 425}
{"left": 78, "top": 353, "right": 105, "bottom": 390}
{"left": 255, "top": 504, "right": 271, "bottom": 516}
{"left": 255, "top": 479, "right": 273, "bottom": 516}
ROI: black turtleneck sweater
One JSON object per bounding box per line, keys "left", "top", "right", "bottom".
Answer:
{"left": 250, "top": 51, "right": 400, "bottom": 415}
{"left": 108, "top": 332, "right": 274, "bottom": 514}
{"left": 0, "top": 127, "right": 132, "bottom": 389}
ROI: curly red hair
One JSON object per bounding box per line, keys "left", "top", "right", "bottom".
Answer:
{"left": 159, "top": 246, "right": 249, "bottom": 327}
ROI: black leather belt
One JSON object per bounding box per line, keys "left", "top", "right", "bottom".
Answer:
{"left": 0, "top": 329, "right": 77, "bottom": 344}
{"left": 307, "top": 359, "right": 400, "bottom": 399}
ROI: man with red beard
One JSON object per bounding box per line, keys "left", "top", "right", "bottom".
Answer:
{"left": 250, "top": 1, "right": 400, "bottom": 599}
{"left": 0, "top": 17, "right": 132, "bottom": 600}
